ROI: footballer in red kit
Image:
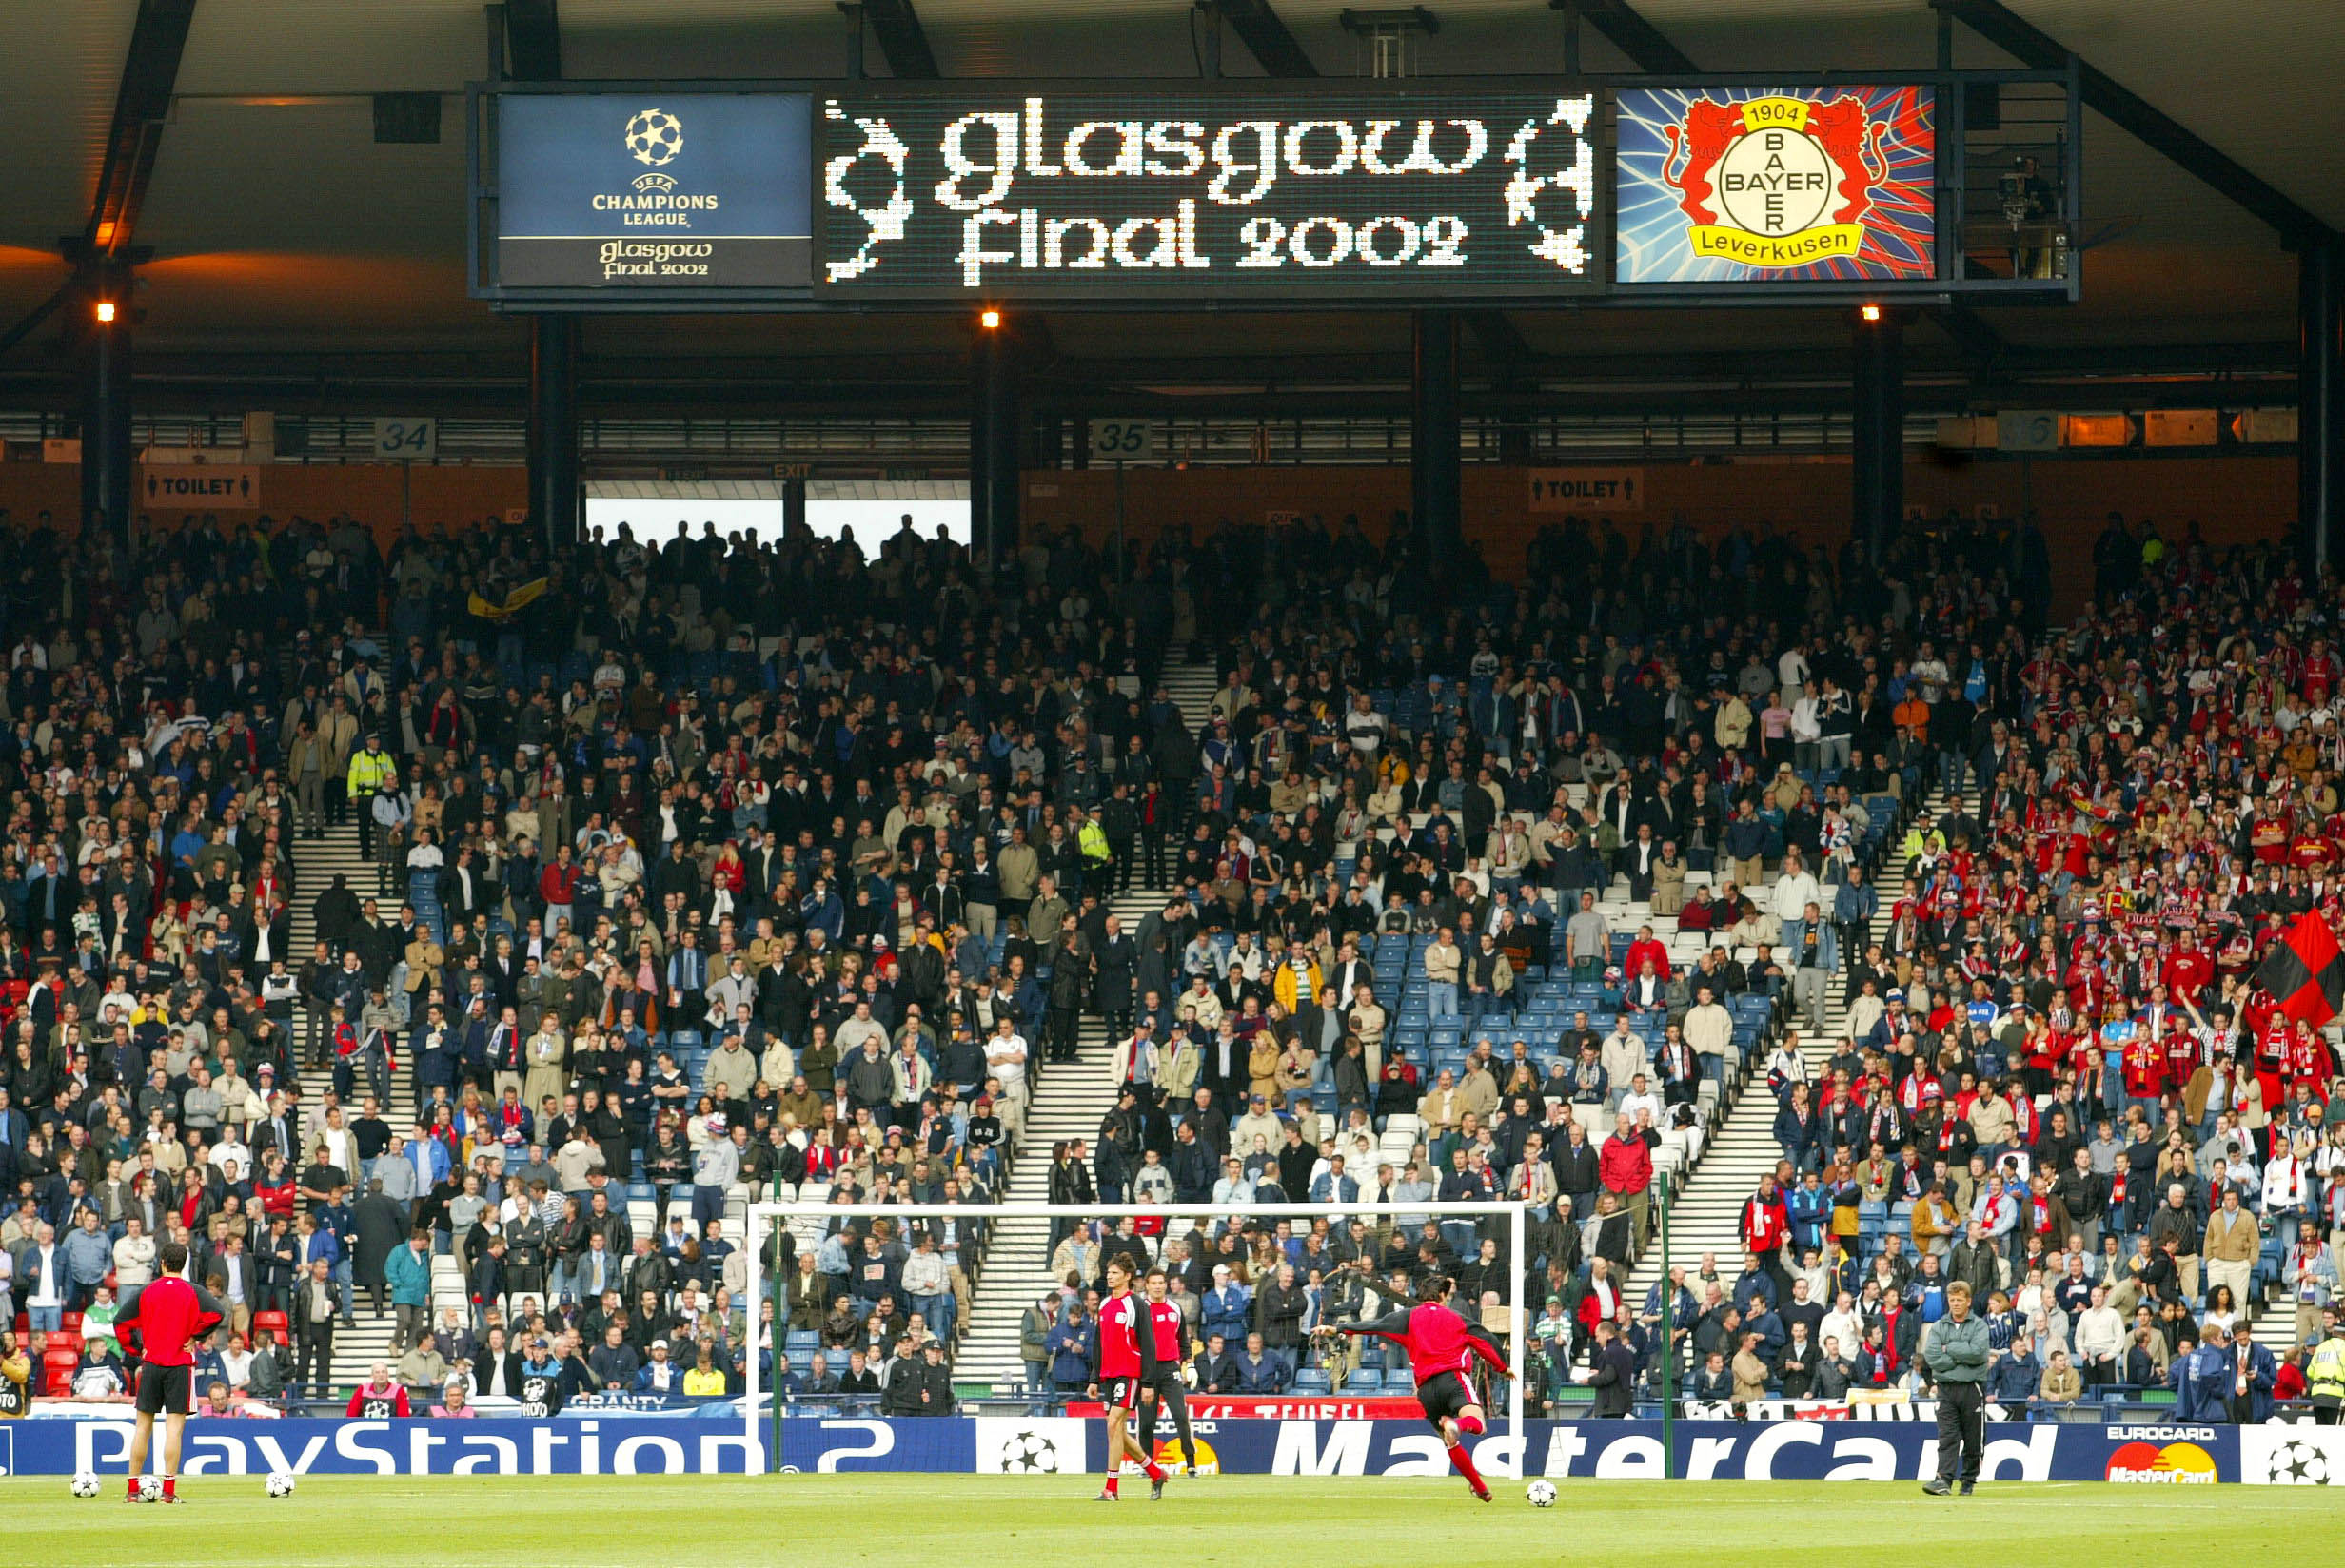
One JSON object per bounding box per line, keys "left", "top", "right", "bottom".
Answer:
{"left": 1137, "top": 1267, "right": 1198, "bottom": 1474}
{"left": 1318, "top": 1276, "right": 1508, "bottom": 1501}
{"left": 113, "top": 1241, "right": 225, "bottom": 1502}
{"left": 1089, "top": 1255, "right": 1170, "bottom": 1501}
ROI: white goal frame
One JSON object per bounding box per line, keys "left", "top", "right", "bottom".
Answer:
{"left": 746, "top": 1200, "right": 1531, "bottom": 1471}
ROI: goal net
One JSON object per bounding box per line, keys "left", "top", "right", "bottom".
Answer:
{"left": 744, "top": 1200, "right": 1532, "bottom": 1473}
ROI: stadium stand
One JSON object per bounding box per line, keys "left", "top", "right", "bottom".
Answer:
{"left": 3, "top": 509, "right": 2343, "bottom": 1436}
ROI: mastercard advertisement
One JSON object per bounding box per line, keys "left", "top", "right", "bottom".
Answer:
{"left": 2105, "top": 1441, "right": 2218, "bottom": 1484}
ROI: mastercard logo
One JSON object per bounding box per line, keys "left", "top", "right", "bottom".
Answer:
{"left": 1140, "top": 1436, "right": 1220, "bottom": 1477}
{"left": 2106, "top": 1441, "right": 2217, "bottom": 1483}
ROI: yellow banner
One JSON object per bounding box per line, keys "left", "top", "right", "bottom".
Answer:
{"left": 1688, "top": 223, "right": 1865, "bottom": 267}
{"left": 1735, "top": 97, "right": 1816, "bottom": 134}
{"left": 468, "top": 578, "right": 550, "bottom": 622}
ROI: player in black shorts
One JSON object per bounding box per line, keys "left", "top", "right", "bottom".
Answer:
{"left": 1138, "top": 1268, "right": 1198, "bottom": 1473}
{"left": 135, "top": 1362, "right": 194, "bottom": 1419}
{"left": 1415, "top": 1369, "right": 1474, "bottom": 1431}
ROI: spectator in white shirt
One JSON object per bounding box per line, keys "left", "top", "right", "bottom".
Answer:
{"left": 985, "top": 1017, "right": 1028, "bottom": 1101}
{"left": 1772, "top": 851, "right": 1821, "bottom": 924}
{"left": 1617, "top": 1074, "right": 1664, "bottom": 1127}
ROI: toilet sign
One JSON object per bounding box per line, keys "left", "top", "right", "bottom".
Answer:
{"left": 140, "top": 464, "right": 262, "bottom": 508}
{"left": 1526, "top": 467, "right": 1644, "bottom": 512}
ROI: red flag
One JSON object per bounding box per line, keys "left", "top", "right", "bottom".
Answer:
{"left": 2253, "top": 913, "right": 2345, "bottom": 1025}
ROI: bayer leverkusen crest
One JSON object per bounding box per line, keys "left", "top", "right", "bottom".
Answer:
{"left": 1614, "top": 86, "right": 1936, "bottom": 284}
{"left": 1664, "top": 96, "right": 1887, "bottom": 267}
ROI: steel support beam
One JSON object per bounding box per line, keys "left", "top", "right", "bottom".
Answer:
{"left": 863, "top": 0, "right": 941, "bottom": 79}
{"left": 528, "top": 314, "right": 580, "bottom": 546}
{"left": 1930, "top": 302, "right": 2006, "bottom": 375}
{"left": 2305, "top": 233, "right": 2344, "bottom": 575}
{"left": 1551, "top": 0, "right": 1695, "bottom": 75}
{"left": 503, "top": 0, "right": 562, "bottom": 81}
{"left": 85, "top": 0, "right": 198, "bottom": 255}
{"left": 1937, "top": 0, "right": 2331, "bottom": 245}
{"left": 72, "top": 0, "right": 203, "bottom": 544}
{"left": 1219, "top": 0, "right": 1318, "bottom": 77}
{"left": 1852, "top": 311, "right": 1905, "bottom": 565}
{"left": 78, "top": 283, "right": 135, "bottom": 549}
{"left": 1195, "top": 1, "right": 1223, "bottom": 78}
{"left": 972, "top": 323, "right": 1019, "bottom": 572}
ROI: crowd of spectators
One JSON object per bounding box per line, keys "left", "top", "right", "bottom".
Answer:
{"left": 0, "top": 501, "right": 1173, "bottom": 1415}
{"left": 7, "top": 501, "right": 2345, "bottom": 1430}
{"left": 1548, "top": 519, "right": 2345, "bottom": 1422}
{"left": 1001, "top": 514, "right": 1992, "bottom": 1405}
{"left": 1009, "top": 516, "right": 2345, "bottom": 1429}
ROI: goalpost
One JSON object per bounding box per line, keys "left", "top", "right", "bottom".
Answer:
{"left": 745, "top": 1200, "right": 1532, "bottom": 1474}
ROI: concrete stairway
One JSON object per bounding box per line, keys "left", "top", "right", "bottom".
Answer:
{"left": 284, "top": 814, "right": 421, "bottom": 1388}
{"left": 955, "top": 648, "right": 1221, "bottom": 1390}
{"left": 1623, "top": 791, "right": 1939, "bottom": 1305}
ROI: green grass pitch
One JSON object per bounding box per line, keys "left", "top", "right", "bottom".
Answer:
{"left": 2, "top": 1474, "right": 2336, "bottom": 1565}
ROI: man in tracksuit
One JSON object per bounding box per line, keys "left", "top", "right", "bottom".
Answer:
{"left": 1921, "top": 1279, "right": 1991, "bottom": 1495}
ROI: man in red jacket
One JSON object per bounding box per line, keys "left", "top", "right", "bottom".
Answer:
{"left": 116, "top": 1241, "right": 225, "bottom": 1503}
{"left": 1741, "top": 1174, "right": 1793, "bottom": 1297}
{"left": 1599, "top": 1111, "right": 1654, "bottom": 1237}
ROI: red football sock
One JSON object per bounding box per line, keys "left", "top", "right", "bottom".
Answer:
{"left": 1104, "top": 1474, "right": 1120, "bottom": 1496}
{"left": 1144, "top": 1460, "right": 1167, "bottom": 1482}
{"left": 127, "top": 1477, "right": 142, "bottom": 1499}
{"left": 162, "top": 1477, "right": 177, "bottom": 1499}
{"left": 1456, "top": 1414, "right": 1486, "bottom": 1436}
{"left": 1448, "top": 1442, "right": 1488, "bottom": 1496}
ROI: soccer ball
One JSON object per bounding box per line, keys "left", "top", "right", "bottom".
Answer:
{"left": 266, "top": 1471, "right": 298, "bottom": 1499}
{"left": 624, "top": 108, "right": 684, "bottom": 167}
{"left": 69, "top": 1472, "right": 100, "bottom": 1499}
{"left": 2267, "top": 1439, "right": 2334, "bottom": 1485}
{"left": 999, "top": 1431, "right": 1061, "bottom": 1473}
{"left": 1526, "top": 1478, "right": 1559, "bottom": 1507}
{"left": 137, "top": 1476, "right": 163, "bottom": 1502}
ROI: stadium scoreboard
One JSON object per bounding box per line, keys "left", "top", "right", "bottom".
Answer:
{"left": 491, "top": 93, "right": 812, "bottom": 291}
{"left": 470, "top": 73, "right": 2076, "bottom": 307}
{"left": 818, "top": 90, "right": 1601, "bottom": 300}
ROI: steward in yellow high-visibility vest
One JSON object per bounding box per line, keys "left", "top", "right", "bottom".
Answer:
{"left": 2309, "top": 1332, "right": 2345, "bottom": 1421}
{"left": 345, "top": 736, "right": 397, "bottom": 796}
{"left": 345, "top": 735, "right": 398, "bottom": 856}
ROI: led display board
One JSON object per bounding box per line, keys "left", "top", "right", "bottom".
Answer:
{"left": 494, "top": 92, "right": 813, "bottom": 290}
{"left": 1614, "top": 86, "right": 1937, "bottom": 285}
{"left": 816, "top": 89, "right": 1604, "bottom": 299}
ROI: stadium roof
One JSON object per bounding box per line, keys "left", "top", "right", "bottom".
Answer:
{"left": 1, "top": 0, "right": 2337, "bottom": 411}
